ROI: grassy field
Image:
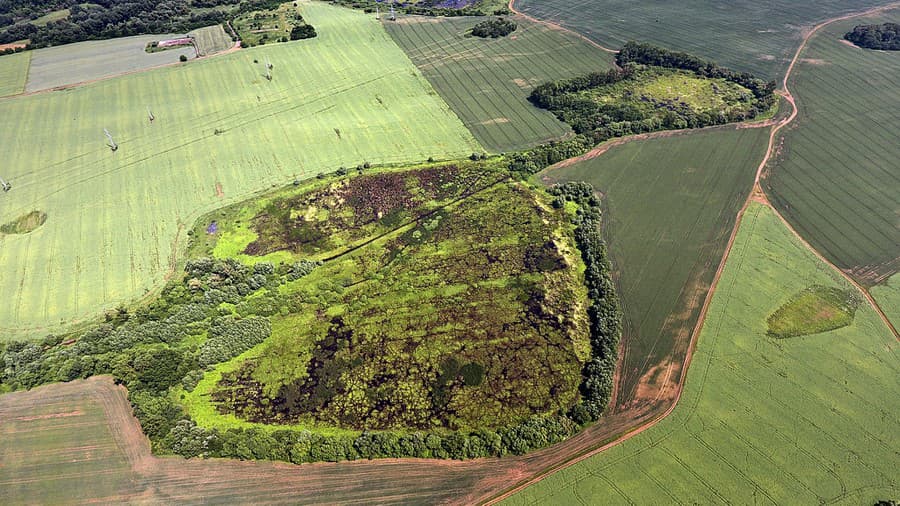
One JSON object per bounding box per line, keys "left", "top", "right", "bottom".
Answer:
{"left": 0, "top": 52, "right": 30, "bottom": 97}
{"left": 506, "top": 203, "right": 900, "bottom": 505}
{"left": 540, "top": 126, "right": 768, "bottom": 407}
{"left": 386, "top": 15, "right": 615, "bottom": 152}
{"left": 24, "top": 34, "right": 197, "bottom": 92}
{"left": 189, "top": 25, "right": 234, "bottom": 56}
{"left": 515, "top": 0, "right": 892, "bottom": 79}
{"left": 0, "top": 378, "right": 139, "bottom": 504}
{"left": 871, "top": 274, "right": 900, "bottom": 329}
{"left": 0, "top": 2, "right": 480, "bottom": 341}
{"left": 766, "top": 12, "right": 900, "bottom": 299}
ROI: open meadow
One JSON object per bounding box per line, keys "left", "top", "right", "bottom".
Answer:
{"left": 514, "top": 0, "right": 893, "bottom": 79}
{"left": 0, "top": 2, "right": 480, "bottom": 340}
{"left": 539, "top": 126, "right": 768, "bottom": 408}
{"left": 764, "top": 11, "right": 900, "bottom": 324}
{"left": 386, "top": 15, "right": 615, "bottom": 152}
{"left": 0, "top": 52, "right": 30, "bottom": 97}
{"left": 24, "top": 34, "right": 198, "bottom": 92}
{"left": 504, "top": 203, "right": 900, "bottom": 505}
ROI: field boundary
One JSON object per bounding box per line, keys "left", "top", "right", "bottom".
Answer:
{"left": 508, "top": 0, "right": 618, "bottom": 55}
{"left": 480, "top": 3, "right": 900, "bottom": 503}
{"left": 2, "top": 39, "right": 240, "bottom": 100}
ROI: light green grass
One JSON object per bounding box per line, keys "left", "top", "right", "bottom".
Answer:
{"left": 506, "top": 203, "right": 900, "bottom": 505}
{"left": 633, "top": 71, "right": 749, "bottom": 112}
{"left": 766, "top": 285, "right": 858, "bottom": 338}
{"left": 189, "top": 25, "right": 234, "bottom": 55}
{"left": 766, "top": 11, "right": 900, "bottom": 302}
{"left": 31, "top": 8, "right": 71, "bottom": 26}
{"left": 0, "top": 2, "right": 480, "bottom": 341}
{"left": 515, "top": 0, "right": 891, "bottom": 80}
{"left": 871, "top": 272, "right": 900, "bottom": 328}
{"left": 539, "top": 126, "right": 768, "bottom": 403}
{"left": 0, "top": 51, "right": 31, "bottom": 97}
{"left": 386, "top": 15, "right": 614, "bottom": 152}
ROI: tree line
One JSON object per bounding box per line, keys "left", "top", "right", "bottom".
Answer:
{"left": 0, "top": 0, "right": 315, "bottom": 50}
{"left": 616, "top": 42, "right": 776, "bottom": 99}
{"left": 527, "top": 43, "right": 777, "bottom": 144}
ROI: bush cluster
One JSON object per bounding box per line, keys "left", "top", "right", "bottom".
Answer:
{"left": 471, "top": 18, "right": 516, "bottom": 38}
{"left": 844, "top": 23, "right": 900, "bottom": 50}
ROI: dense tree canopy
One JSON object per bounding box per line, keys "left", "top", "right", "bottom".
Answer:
{"left": 471, "top": 17, "right": 516, "bottom": 38}
{"left": 844, "top": 23, "right": 900, "bottom": 50}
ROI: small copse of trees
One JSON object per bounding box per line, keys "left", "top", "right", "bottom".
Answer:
{"left": 844, "top": 23, "right": 900, "bottom": 50}
{"left": 471, "top": 17, "right": 516, "bottom": 38}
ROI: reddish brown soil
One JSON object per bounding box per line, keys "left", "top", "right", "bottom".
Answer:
{"left": 215, "top": 182, "right": 224, "bottom": 198}
{"left": 0, "top": 42, "right": 27, "bottom": 51}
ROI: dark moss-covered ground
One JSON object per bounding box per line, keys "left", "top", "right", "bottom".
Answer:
{"left": 201, "top": 162, "right": 591, "bottom": 431}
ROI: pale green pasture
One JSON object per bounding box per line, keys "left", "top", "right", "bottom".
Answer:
{"left": 0, "top": 52, "right": 31, "bottom": 97}
{"left": 0, "top": 2, "right": 479, "bottom": 340}
{"left": 507, "top": 204, "right": 900, "bottom": 504}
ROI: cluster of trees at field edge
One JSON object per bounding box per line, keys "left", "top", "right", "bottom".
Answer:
{"left": 328, "top": 0, "right": 510, "bottom": 18}
{"left": 844, "top": 23, "right": 900, "bottom": 50}
{"left": 527, "top": 42, "right": 777, "bottom": 144}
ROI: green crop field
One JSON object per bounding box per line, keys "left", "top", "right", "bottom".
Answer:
{"left": 872, "top": 277, "right": 900, "bottom": 329}
{"left": 189, "top": 25, "right": 234, "bottom": 56}
{"left": 506, "top": 203, "right": 900, "bottom": 505}
{"left": 765, "top": 12, "right": 900, "bottom": 313}
{"left": 0, "top": 2, "right": 480, "bottom": 341}
{"left": 24, "top": 34, "right": 197, "bottom": 92}
{"left": 0, "top": 52, "right": 30, "bottom": 97}
{"left": 540, "top": 126, "right": 768, "bottom": 405}
{"left": 386, "top": 15, "right": 614, "bottom": 153}
{"left": 514, "top": 0, "right": 892, "bottom": 79}
{"left": 0, "top": 378, "right": 139, "bottom": 504}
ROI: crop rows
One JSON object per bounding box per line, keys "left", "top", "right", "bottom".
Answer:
{"left": 0, "top": 3, "right": 480, "bottom": 340}
{"left": 24, "top": 34, "right": 197, "bottom": 92}
{"left": 189, "top": 25, "right": 234, "bottom": 56}
{"left": 0, "top": 379, "right": 137, "bottom": 503}
{"left": 766, "top": 13, "right": 900, "bottom": 303}
{"left": 505, "top": 204, "right": 900, "bottom": 505}
{"left": 386, "top": 16, "right": 614, "bottom": 152}
{"left": 541, "top": 126, "right": 768, "bottom": 403}
{"left": 515, "top": 0, "right": 893, "bottom": 79}
{"left": 0, "top": 52, "right": 30, "bottom": 97}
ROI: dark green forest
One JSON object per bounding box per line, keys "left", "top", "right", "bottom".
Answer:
{"left": 471, "top": 17, "right": 516, "bottom": 38}
{"left": 844, "top": 22, "right": 900, "bottom": 50}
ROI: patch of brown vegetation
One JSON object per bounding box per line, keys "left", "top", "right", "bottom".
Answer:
{"left": 215, "top": 181, "right": 224, "bottom": 198}
{"left": 0, "top": 41, "right": 27, "bottom": 51}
